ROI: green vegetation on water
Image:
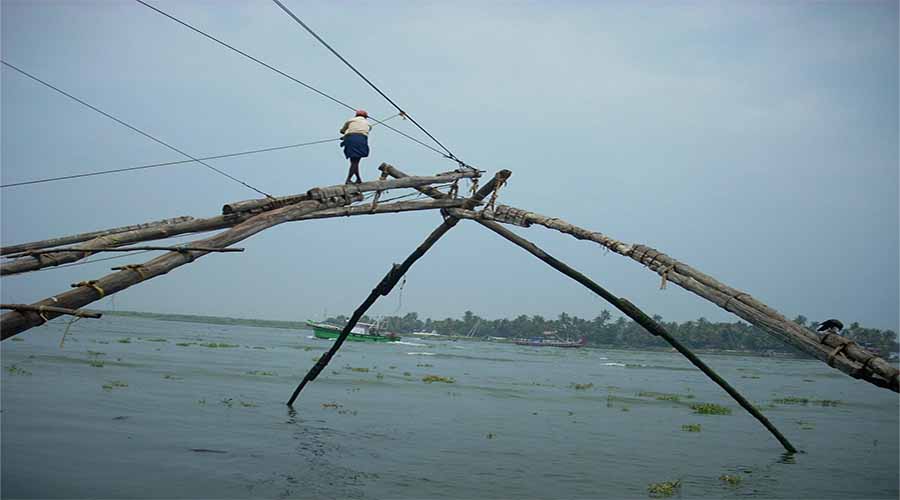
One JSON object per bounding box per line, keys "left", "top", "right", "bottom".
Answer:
{"left": 638, "top": 391, "right": 694, "bottom": 402}
{"left": 691, "top": 403, "right": 732, "bottom": 415}
{"left": 199, "top": 343, "right": 238, "bottom": 348}
{"left": 720, "top": 475, "right": 742, "bottom": 486}
{"left": 681, "top": 424, "right": 702, "bottom": 432}
{"left": 773, "top": 397, "right": 842, "bottom": 407}
{"left": 102, "top": 380, "right": 128, "bottom": 391}
{"left": 648, "top": 480, "right": 681, "bottom": 497}
{"left": 422, "top": 375, "right": 455, "bottom": 384}
{"left": 7, "top": 364, "right": 31, "bottom": 375}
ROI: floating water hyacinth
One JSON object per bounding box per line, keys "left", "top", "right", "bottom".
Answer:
{"left": 647, "top": 480, "right": 680, "bottom": 498}
{"left": 691, "top": 403, "right": 731, "bottom": 415}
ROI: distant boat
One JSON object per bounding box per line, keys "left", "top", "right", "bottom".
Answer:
{"left": 411, "top": 330, "right": 442, "bottom": 337}
{"left": 514, "top": 331, "right": 587, "bottom": 348}
{"left": 306, "top": 320, "right": 400, "bottom": 343}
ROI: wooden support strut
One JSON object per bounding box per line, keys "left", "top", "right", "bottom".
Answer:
{"left": 286, "top": 169, "right": 511, "bottom": 406}
{"left": 1, "top": 171, "right": 480, "bottom": 276}
{"left": 381, "top": 164, "right": 798, "bottom": 453}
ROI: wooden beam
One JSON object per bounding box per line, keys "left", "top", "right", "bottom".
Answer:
{"left": 0, "top": 193, "right": 362, "bottom": 339}
{"left": 10, "top": 246, "right": 245, "bottom": 257}
{"left": 222, "top": 169, "right": 479, "bottom": 214}
{"left": 0, "top": 216, "right": 194, "bottom": 256}
{"left": 1, "top": 172, "right": 476, "bottom": 276}
{"left": 286, "top": 169, "right": 510, "bottom": 405}
{"left": 0, "top": 304, "right": 102, "bottom": 319}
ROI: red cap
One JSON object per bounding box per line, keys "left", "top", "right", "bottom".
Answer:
{"left": 355, "top": 109, "right": 368, "bottom": 118}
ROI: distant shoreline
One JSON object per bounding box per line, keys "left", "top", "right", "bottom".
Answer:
{"left": 97, "top": 309, "right": 833, "bottom": 360}
{"left": 100, "top": 309, "right": 307, "bottom": 330}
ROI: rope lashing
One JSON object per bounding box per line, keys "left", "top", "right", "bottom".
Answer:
{"left": 484, "top": 177, "right": 507, "bottom": 212}
{"left": 71, "top": 280, "right": 105, "bottom": 298}
{"left": 448, "top": 179, "right": 459, "bottom": 199}
{"left": 659, "top": 264, "right": 676, "bottom": 290}
{"left": 852, "top": 353, "right": 880, "bottom": 380}
{"left": 370, "top": 171, "right": 390, "bottom": 212}
{"left": 114, "top": 264, "right": 148, "bottom": 280}
{"left": 827, "top": 341, "right": 851, "bottom": 368}
{"left": 723, "top": 293, "right": 748, "bottom": 311}
{"left": 37, "top": 305, "right": 50, "bottom": 324}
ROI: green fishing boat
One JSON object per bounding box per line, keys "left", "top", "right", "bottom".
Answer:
{"left": 306, "top": 320, "right": 401, "bottom": 342}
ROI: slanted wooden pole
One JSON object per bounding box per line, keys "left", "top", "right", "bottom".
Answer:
{"left": 465, "top": 216, "right": 798, "bottom": 453}
{"left": 0, "top": 216, "right": 194, "bottom": 256}
{"left": 1, "top": 304, "right": 102, "bottom": 319}
{"left": 0, "top": 193, "right": 362, "bottom": 339}
{"left": 1, "top": 171, "right": 480, "bottom": 276}
{"left": 454, "top": 205, "right": 900, "bottom": 393}
{"left": 10, "top": 246, "right": 245, "bottom": 257}
{"left": 286, "top": 169, "right": 511, "bottom": 405}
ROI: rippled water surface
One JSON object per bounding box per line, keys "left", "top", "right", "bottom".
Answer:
{"left": 2, "top": 316, "right": 898, "bottom": 499}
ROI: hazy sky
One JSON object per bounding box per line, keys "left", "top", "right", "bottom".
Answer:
{"left": 2, "top": 1, "right": 897, "bottom": 331}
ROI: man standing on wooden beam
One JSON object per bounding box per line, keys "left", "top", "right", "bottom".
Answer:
{"left": 340, "top": 109, "right": 371, "bottom": 184}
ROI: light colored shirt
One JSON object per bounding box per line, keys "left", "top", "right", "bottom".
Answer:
{"left": 340, "top": 116, "right": 371, "bottom": 136}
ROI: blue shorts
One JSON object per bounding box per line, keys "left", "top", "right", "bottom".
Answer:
{"left": 341, "top": 133, "right": 369, "bottom": 160}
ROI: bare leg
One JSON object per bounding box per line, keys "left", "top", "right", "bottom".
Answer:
{"left": 345, "top": 158, "right": 357, "bottom": 184}
{"left": 350, "top": 158, "right": 362, "bottom": 183}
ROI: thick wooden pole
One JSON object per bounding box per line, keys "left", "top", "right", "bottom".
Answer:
{"left": 0, "top": 194, "right": 362, "bottom": 339}
{"left": 1, "top": 172, "right": 479, "bottom": 276}
{"left": 463, "top": 215, "right": 797, "bottom": 453}
{"left": 0, "top": 216, "right": 194, "bottom": 256}
{"left": 222, "top": 169, "right": 479, "bottom": 214}
{"left": 10, "top": 246, "right": 245, "bottom": 257}
{"left": 286, "top": 170, "right": 511, "bottom": 405}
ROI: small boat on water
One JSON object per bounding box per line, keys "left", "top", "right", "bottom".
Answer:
{"left": 514, "top": 331, "right": 587, "bottom": 348}
{"left": 306, "top": 320, "right": 401, "bottom": 342}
